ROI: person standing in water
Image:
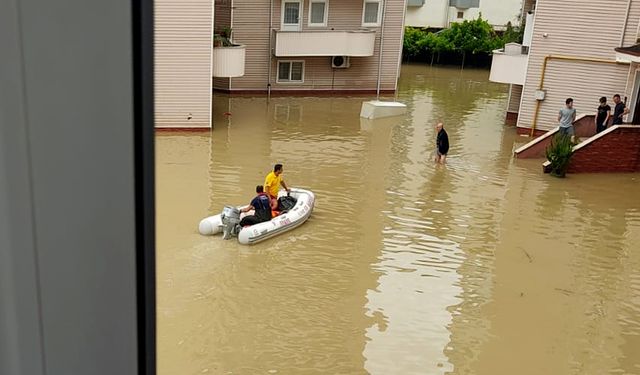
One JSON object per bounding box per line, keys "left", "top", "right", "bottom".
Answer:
{"left": 595, "top": 96, "right": 611, "bottom": 133}
{"left": 435, "top": 122, "right": 449, "bottom": 164}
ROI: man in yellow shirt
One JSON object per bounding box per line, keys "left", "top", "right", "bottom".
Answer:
{"left": 264, "top": 163, "right": 290, "bottom": 200}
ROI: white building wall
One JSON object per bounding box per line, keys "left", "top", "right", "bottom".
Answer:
{"left": 155, "top": 0, "right": 213, "bottom": 128}
{"left": 405, "top": 0, "right": 449, "bottom": 28}
{"left": 517, "top": 0, "right": 640, "bottom": 132}
{"left": 406, "top": 0, "right": 523, "bottom": 29}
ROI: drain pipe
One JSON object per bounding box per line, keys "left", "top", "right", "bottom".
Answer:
{"left": 376, "top": 0, "right": 387, "bottom": 101}
{"left": 530, "top": 55, "right": 628, "bottom": 136}
{"left": 620, "top": 0, "right": 632, "bottom": 47}
{"left": 267, "top": 0, "right": 274, "bottom": 100}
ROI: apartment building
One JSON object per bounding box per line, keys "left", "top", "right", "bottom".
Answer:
{"left": 155, "top": 0, "right": 214, "bottom": 128}
{"left": 405, "top": 0, "right": 523, "bottom": 30}
{"left": 490, "top": 0, "right": 640, "bottom": 134}
{"left": 214, "top": 0, "right": 407, "bottom": 94}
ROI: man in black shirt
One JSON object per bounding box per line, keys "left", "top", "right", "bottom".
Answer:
{"left": 612, "top": 94, "right": 628, "bottom": 125}
{"left": 435, "top": 122, "right": 449, "bottom": 164}
{"left": 595, "top": 96, "right": 611, "bottom": 133}
{"left": 239, "top": 185, "right": 272, "bottom": 227}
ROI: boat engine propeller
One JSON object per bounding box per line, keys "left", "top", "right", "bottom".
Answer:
{"left": 220, "top": 206, "right": 241, "bottom": 240}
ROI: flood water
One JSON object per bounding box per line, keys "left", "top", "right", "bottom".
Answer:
{"left": 156, "top": 65, "right": 640, "bottom": 375}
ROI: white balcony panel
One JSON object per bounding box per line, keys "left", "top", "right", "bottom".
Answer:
{"left": 212, "top": 45, "right": 246, "bottom": 78}
{"left": 489, "top": 50, "right": 528, "bottom": 85}
{"left": 275, "top": 30, "right": 376, "bottom": 57}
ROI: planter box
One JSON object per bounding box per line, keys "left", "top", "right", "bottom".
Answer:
{"left": 212, "top": 45, "right": 245, "bottom": 78}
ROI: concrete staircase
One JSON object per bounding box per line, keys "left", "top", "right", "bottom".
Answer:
{"left": 514, "top": 114, "right": 596, "bottom": 159}
{"left": 513, "top": 114, "right": 640, "bottom": 173}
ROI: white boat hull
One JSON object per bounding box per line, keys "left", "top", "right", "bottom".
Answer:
{"left": 198, "top": 188, "right": 315, "bottom": 245}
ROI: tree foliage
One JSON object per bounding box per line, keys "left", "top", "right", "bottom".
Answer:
{"left": 403, "top": 16, "right": 523, "bottom": 61}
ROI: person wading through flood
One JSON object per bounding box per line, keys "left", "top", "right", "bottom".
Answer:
{"left": 435, "top": 122, "right": 449, "bottom": 164}
{"left": 264, "top": 163, "right": 290, "bottom": 211}
{"left": 595, "top": 96, "right": 611, "bottom": 133}
{"left": 238, "top": 185, "right": 272, "bottom": 227}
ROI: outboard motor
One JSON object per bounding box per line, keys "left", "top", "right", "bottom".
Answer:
{"left": 220, "top": 206, "right": 241, "bottom": 240}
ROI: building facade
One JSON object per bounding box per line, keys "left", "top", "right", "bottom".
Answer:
{"left": 155, "top": 0, "right": 214, "bottom": 128}
{"left": 491, "top": 0, "right": 640, "bottom": 134}
{"left": 214, "top": 0, "right": 407, "bottom": 94}
{"left": 405, "top": 0, "right": 523, "bottom": 30}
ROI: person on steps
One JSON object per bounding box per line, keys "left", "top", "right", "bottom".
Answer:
{"left": 612, "top": 94, "right": 629, "bottom": 125}
{"left": 558, "top": 98, "right": 577, "bottom": 142}
{"left": 595, "top": 96, "right": 611, "bottom": 133}
{"left": 239, "top": 185, "right": 272, "bottom": 227}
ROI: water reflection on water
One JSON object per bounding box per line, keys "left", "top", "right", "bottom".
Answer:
{"left": 156, "top": 65, "right": 640, "bottom": 375}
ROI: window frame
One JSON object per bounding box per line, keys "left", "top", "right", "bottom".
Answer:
{"left": 281, "top": 0, "right": 303, "bottom": 31}
{"left": 361, "top": 0, "right": 382, "bottom": 27}
{"left": 308, "top": 0, "right": 328, "bottom": 27}
{"left": 276, "top": 60, "right": 305, "bottom": 84}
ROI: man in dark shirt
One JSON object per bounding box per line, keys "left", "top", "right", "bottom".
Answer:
{"left": 595, "top": 96, "right": 611, "bottom": 133}
{"left": 239, "top": 185, "right": 272, "bottom": 227}
{"left": 612, "top": 94, "right": 628, "bottom": 125}
{"left": 435, "top": 122, "right": 449, "bottom": 164}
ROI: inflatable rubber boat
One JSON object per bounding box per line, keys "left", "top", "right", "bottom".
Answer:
{"left": 198, "top": 188, "right": 315, "bottom": 245}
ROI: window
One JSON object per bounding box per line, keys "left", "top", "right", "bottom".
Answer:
{"left": 309, "top": 0, "right": 328, "bottom": 27}
{"left": 277, "top": 61, "right": 304, "bottom": 83}
{"left": 457, "top": 11, "right": 464, "bottom": 19}
{"left": 362, "top": 0, "right": 381, "bottom": 26}
{"left": 281, "top": 0, "right": 302, "bottom": 31}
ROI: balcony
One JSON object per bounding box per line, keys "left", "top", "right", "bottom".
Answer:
{"left": 212, "top": 44, "right": 246, "bottom": 78}
{"left": 275, "top": 30, "right": 376, "bottom": 57}
{"left": 489, "top": 43, "right": 527, "bottom": 85}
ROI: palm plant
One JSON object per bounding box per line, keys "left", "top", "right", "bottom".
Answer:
{"left": 545, "top": 134, "right": 574, "bottom": 177}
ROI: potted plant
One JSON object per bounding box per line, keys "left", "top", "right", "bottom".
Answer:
{"left": 545, "top": 133, "right": 574, "bottom": 177}
{"left": 214, "top": 27, "right": 234, "bottom": 47}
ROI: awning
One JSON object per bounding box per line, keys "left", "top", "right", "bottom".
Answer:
{"left": 615, "top": 44, "right": 640, "bottom": 63}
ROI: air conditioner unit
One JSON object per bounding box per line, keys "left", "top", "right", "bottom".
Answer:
{"left": 331, "top": 56, "right": 350, "bottom": 69}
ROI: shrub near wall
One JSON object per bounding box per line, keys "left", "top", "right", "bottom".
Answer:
{"left": 403, "top": 17, "right": 523, "bottom": 67}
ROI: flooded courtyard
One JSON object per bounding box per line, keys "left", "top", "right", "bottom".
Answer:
{"left": 156, "top": 65, "right": 640, "bottom": 374}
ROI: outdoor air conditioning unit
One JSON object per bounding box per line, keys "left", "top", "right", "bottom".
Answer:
{"left": 331, "top": 56, "right": 350, "bottom": 69}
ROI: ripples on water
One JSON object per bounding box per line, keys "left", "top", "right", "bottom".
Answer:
{"left": 156, "top": 65, "right": 640, "bottom": 375}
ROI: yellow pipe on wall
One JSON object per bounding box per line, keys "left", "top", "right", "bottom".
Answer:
{"left": 529, "top": 55, "right": 629, "bottom": 137}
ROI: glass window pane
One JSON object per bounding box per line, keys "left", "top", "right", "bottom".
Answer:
{"left": 310, "top": 2, "right": 325, "bottom": 24}
{"left": 364, "top": 2, "right": 379, "bottom": 24}
{"left": 291, "top": 62, "right": 303, "bottom": 81}
{"left": 284, "top": 3, "right": 300, "bottom": 24}
{"left": 278, "top": 62, "right": 291, "bottom": 81}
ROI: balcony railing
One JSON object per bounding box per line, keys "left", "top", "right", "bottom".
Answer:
{"left": 212, "top": 44, "right": 246, "bottom": 78}
{"left": 489, "top": 43, "right": 527, "bottom": 85}
{"left": 275, "top": 30, "right": 376, "bottom": 57}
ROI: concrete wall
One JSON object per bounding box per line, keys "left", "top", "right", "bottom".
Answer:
{"left": 228, "top": 0, "right": 405, "bottom": 93}
{"left": 568, "top": 126, "right": 640, "bottom": 173}
{"left": 518, "top": 0, "right": 640, "bottom": 132}
{"left": 405, "top": 0, "right": 522, "bottom": 29}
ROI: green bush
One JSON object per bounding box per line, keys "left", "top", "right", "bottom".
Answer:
{"left": 545, "top": 134, "right": 574, "bottom": 178}
{"left": 403, "top": 16, "right": 522, "bottom": 64}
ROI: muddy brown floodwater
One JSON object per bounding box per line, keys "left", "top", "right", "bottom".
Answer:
{"left": 156, "top": 65, "right": 640, "bottom": 375}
